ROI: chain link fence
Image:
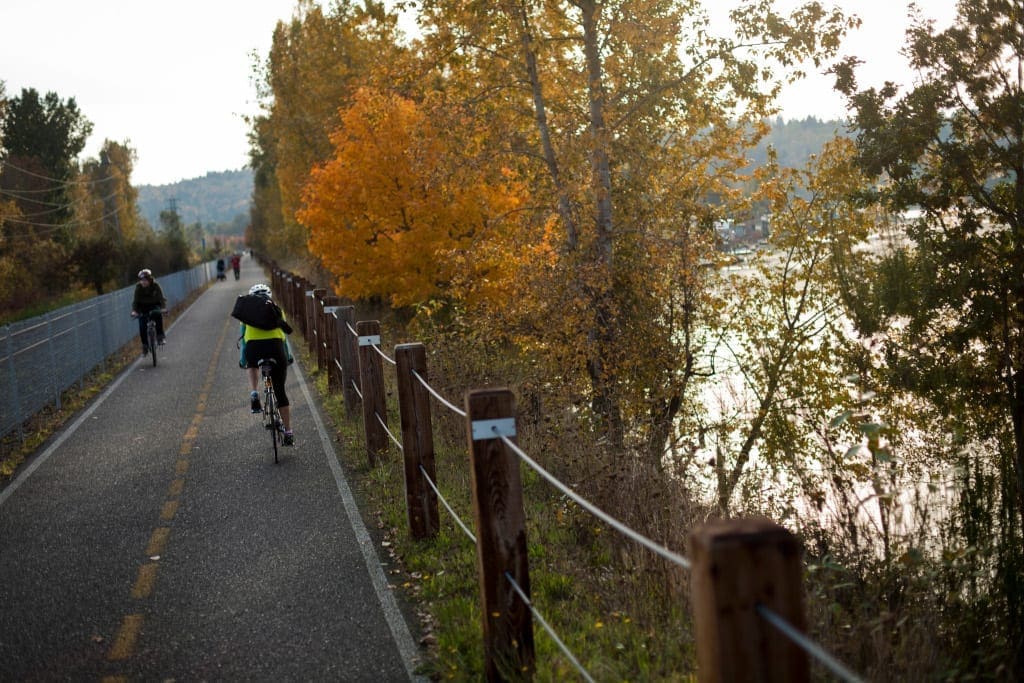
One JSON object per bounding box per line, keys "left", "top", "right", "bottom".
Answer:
{"left": 1, "top": 261, "right": 217, "bottom": 441}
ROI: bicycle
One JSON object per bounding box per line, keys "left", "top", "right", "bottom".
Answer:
{"left": 258, "top": 358, "right": 284, "bottom": 463}
{"left": 134, "top": 309, "right": 165, "bottom": 367}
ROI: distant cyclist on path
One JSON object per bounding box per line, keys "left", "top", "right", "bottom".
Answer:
{"left": 238, "top": 283, "right": 295, "bottom": 446}
{"left": 131, "top": 268, "right": 167, "bottom": 356}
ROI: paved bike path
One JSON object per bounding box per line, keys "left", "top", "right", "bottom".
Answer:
{"left": 0, "top": 258, "right": 423, "bottom": 680}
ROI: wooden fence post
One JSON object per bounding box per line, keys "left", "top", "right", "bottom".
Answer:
{"left": 395, "top": 343, "right": 439, "bottom": 540}
{"left": 464, "top": 388, "right": 535, "bottom": 682}
{"left": 296, "top": 277, "right": 309, "bottom": 337}
{"left": 283, "top": 274, "right": 294, "bottom": 325}
{"left": 310, "top": 289, "right": 324, "bottom": 363}
{"left": 271, "top": 269, "right": 282, "bottom": 300}
{"left": 357, "top": 320, "right": 388, "bottom": 466}
{"left": 306, "top": 287, "right": 324, "bottom": 352}
{"left": 321, "top": 296, "right": 342, "bottom": 387}
{"left": 292, "top": 277, "right": 305, "bottom": 336}
{"left": 689, "top": 518, "right": 808, "bottom": 683}
{"left": 281, "top": 274, "right": 293, "bottom": 318}
{"left": 279, "top": 272, "right": 288, "bottom": 305}
{"left": 337, "top": 306, "right": 359, "bottom": 418}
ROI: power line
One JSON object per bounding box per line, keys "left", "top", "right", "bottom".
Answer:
{"left": 0, "top": 159, "right": 111, "bottom": 189}
{"left": 0, "top": 189, "right": 121, "bottom": 217}
{"left": 1, "top": 204, "right": 126, "bottom": 239}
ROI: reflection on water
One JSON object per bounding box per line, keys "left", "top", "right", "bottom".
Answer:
{"left": 672, "top": 232, "right": 962, "bottom": 558}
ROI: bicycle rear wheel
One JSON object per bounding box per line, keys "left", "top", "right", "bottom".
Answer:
{"left": 265, "top": 388, "right": 279, "bottom": 463}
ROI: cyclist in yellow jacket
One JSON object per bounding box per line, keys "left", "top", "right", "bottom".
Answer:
{"left": 239, "top": 283, "right": 295, "bottom": 446}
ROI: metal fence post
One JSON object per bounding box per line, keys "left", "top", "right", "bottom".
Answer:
{"left": 45, "top": 315, "right": 60, "bottom": 411}
{"left": 4, "top": 325, "right": 24, "bottom": 441}
{"left": 98, "top": 298, "right": 110, "bottom": 373}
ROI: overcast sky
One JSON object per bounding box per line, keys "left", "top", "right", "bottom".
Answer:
{"left": 1, "top": 1, "right": 956, "bottom": 187}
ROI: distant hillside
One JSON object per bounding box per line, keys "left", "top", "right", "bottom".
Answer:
{"left": 131, "top": 123, "right": 840, "bottom": 234}
{"left": 750, "top": 116, "right": 851, "bottom": 169}
{"left": 137, "top": 168, "right": 252, "bottom": 232}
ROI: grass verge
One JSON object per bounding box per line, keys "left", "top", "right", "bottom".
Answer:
{"left": 298, "top": 347, "right": 701, "bottom": 681}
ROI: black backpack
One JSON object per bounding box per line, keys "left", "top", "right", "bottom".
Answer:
{"left": 231, "top": 294, "right": 293, "bottom": 334}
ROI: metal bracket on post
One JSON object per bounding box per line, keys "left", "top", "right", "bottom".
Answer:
{"left": 471, "top": 418, "right": 517, "bottom": 441}
{"left": 358, "top": 335, "right": 381, "bottom": 347}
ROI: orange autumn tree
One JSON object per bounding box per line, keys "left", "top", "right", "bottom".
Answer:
{"left": 298, "top": 88, "right": 528, "bottom": 308}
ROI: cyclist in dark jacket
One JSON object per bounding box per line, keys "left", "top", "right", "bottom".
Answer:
{"left": 131, "top": 269, "right": 167, "bottom": 355}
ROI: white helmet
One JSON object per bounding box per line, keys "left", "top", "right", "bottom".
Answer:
{"left": 249, "top": 283, "right": 271, "bottom": 298}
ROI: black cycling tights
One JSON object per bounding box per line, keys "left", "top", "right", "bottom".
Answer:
{"left": 244, "top": 338, "right": 289, "bottom": 408}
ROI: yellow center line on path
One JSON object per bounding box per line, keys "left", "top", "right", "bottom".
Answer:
{"left": 131, "top": 563, "right": 158, "bottom": 599}
{"left": 159, "top": 500, "right": 179, "bottom": 521}
{"left": 145, "top": 527, "right": 170, "bottom": 557}
{"left": 104, "top": 313, "right": 234, "bottom": 669}
{"left": 107, "top": 614, "right": 143, "bottom": 661}
{"left": 167, "top": 478, "right": 185, "bottom": 497}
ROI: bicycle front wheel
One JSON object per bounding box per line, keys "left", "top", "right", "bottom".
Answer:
{"left": 149, "top": 323, "right": 157, "bottom": 367}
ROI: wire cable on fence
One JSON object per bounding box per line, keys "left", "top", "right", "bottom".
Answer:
{"left": 329, "top": 309, "right": 861, "bottom": 681}
{"left": 756, "top": 604, "right": 865, "bottom": 683}
{"left": 418, "top": 464, "right": 477, "bottom": 544}
{"left": 375, "top": 411, "right": 403, "bottom": 451}
{"left": 496, "top": 431, "right": 691, "bottom": 571}
{"left": 504, "top": 571, "right": 596, "bottom": 683}
{"left": 369, "top": 342, "right": 396, "bottom": 366}
{"left": 411, "top": 369, "right": 466, "bottom": 418}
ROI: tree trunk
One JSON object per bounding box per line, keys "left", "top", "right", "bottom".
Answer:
{"left": 1011, "top": 374, "right": 1024, "bottom": 540}
{"left": 578, "top": 1, "right": 614, "bottom": 268}
{"left": 646, "top": 393, "right": 683, "bottom": 472}
{"left": 504, "top": 0, "right": 578, "bottom": 251}
{"left": 578, "top": 1, "right": 624, "bottom": 450}
{"left": 508, "top": 0, "right": 625, "bottom": 450}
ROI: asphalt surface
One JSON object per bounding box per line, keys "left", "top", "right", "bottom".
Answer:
{"left": 0, "top": 258, "right": 425, "bottom": 681}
